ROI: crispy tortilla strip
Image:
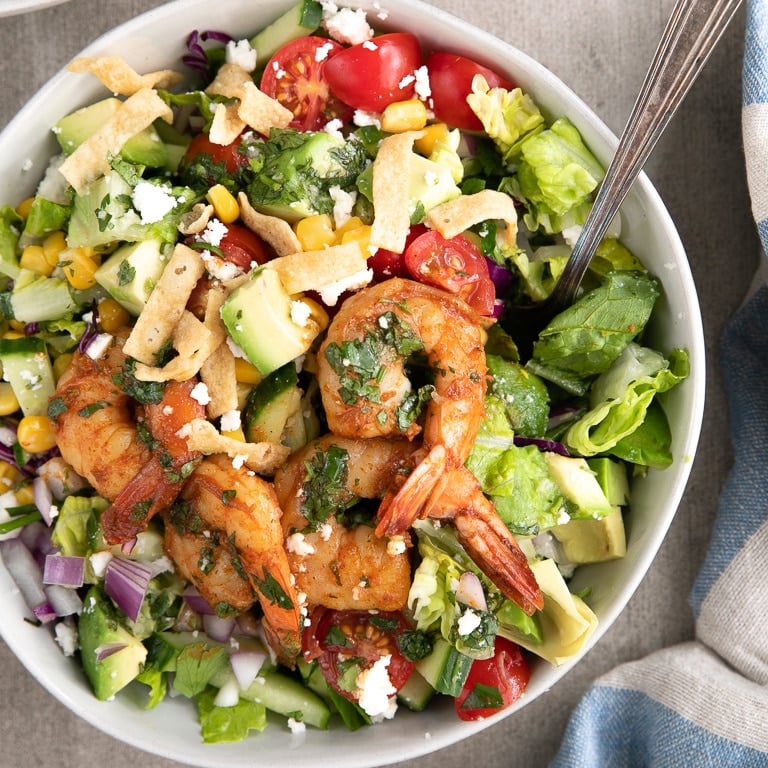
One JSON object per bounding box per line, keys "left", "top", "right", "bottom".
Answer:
{"left": 426, "top": 189, "right": 519, "bottom": 247}
{"left": 369, "top": 130, "right": 424, "bottom": 254}
{"left": 178, "top": 203, "right": 214, "bottom": 236}
{"left": 238, "top": 192, "right": 302, "bottom": 256}
{"left": 200, "top": 341, "right": 239, "bottom": 418}
{"left": 209, "top": 101, "right": 247, "bottom": 146}
{"left": 269, "top": 241, "right": 367, "bottom": 295}
{"left": 59, "top": 88, "right": 173, "bottom": 194}
{"left": 67, "top": 56, "right": 182, "bottom": 95}
{"left": 123, "top": 243, "right": 205, "bottom": 364}
{"left": 205, "top": 62, "right": 292, "bottom": 141}
{"left": 184, "top": 419, "right": 290, "bottom": 475}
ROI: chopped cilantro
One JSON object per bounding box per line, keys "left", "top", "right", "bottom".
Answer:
{"left": 460, "top": 682, "right": 504, "bottom": 711}
{"left": 252, "top": 567, "right": 293, "bottom": 610}
{"left": 77, "top": 400, "right": 109, "bottom": 418}
{"left": 113, "top": 358, "right": 165, "bottom": 404}
{"left": 397, "top": 629, "right": 433, "bottom": 661}
{"left": 300, "top": 445, "right": 357, "bottom": 529}
{"left": 47, "top": 396, "right": 67, "bottom": 420}
{"left": 117, "top": 259, "right": 136, "bottom": 286}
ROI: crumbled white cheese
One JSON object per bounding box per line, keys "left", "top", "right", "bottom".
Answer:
{"left": 457, "top": 608, "right": 482, "bottom": 636}
{"left": 399, "top": 73, "right": 415, "bottom": 89}
{"left": 329, "top": 184, "right": 357, "bottom": 229}
{"left": 287, "top": 717, "right": 307, "bottom": 734}
{"left": 290, "top": 300, "right": 312, "bottom": 328}
{"left": 324, "top": 6, "right": 373, "bottom": 45}
{"left": 353, "top": 110, "right": 381, "bottom": 128}
{"left": 323, "top": 118, "right": 344, "bottom": 140}
{"left": 225, "top": 38, "right": 258, "bottom": 72}
{"left": 318, "top": 523, "right": 333, "bottom": 541}
{"left": 132, "top": 181, "right": 177, "bottom": 224}
{"left": 226, "top": 337, "right": 249, "bottom": 360}
{"left": 413, "top": 65, "right": 432, "bottom": 100}
{"left": 200, "top": 217, "right": 229, "bottom": 247}
{"left": 317, "top": 267, "right": 373, "bottom": 306}
{"left": 190, "top": 381, "right": 211, "bottom": 405}
{"left": 356, "top": 655, "right": 398, "bottom": 720}
{"left": 219, "top": 409, "right": 241, "bottom": 433}
{"left": 386, "top": 535, "right": 406, "bottom": 556}
{"left": 314, "top": 40, "right": 336, "bottom": 62}
{"left": 286, "top": 532, "right": 316, "bottom": 557}
{"left": 89, "top": 551, "right": 114, "bottom": 579}
{"left": 231, "top": 454, "right": 247, "bottom": 470}
{"left": 175, "top": 423, "right": 192, "bottom": 440}
{"left": 54, "top": 620, "right": 79, "bottom": 657}
{"left": 85, "top": 333, "right": 114, "bottom": 361}
{"left": 362, "top": 40, "right": 378, "bottom": 51}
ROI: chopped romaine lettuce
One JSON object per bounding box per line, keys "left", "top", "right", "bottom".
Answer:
{"left": 486, "top": 353, "right": 550, "bottom": 436}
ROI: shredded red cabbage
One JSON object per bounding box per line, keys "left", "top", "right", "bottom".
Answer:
{"left": 513, "top": 435, "right": 570, "bottom": 456}
{"left": 184, "top": 29, "right": 233, "bottom": 74}
{"left": 77, "top": 303, "right": 99, "bottom": 354}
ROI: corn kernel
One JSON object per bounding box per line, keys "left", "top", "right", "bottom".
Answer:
{"left": 53, "top": 352, "right": 73, "bottom": 382}
{"left": 380, "top": 99, "right": 429, "bottom": 133}
{"left": 332, "top": 216, "right": 365, "bottom": 243}
{"left": 43, "top": 230, "right": 68, "bottom": 263}
{"left": 414, "top": 123, "right": 450, "bottom": 156}
{"left": 296, "top": 296, "right": 329, "bottom": 335}
{"left": 14, "top": 484, "right": 35, "bottom": 506}
{"left": 0, "top": 460, "right": 23, "bottom": 490}
{"left": 0, "top": 383, "right": 19, "bottom": 417}
{"left": 17, "top": 415, "right": 57, "bottom": 454}
{"left": 340, "top": 224, "right": 373, "bottom": 255}
{"left": 15, "top": 197, "right": 35, "bottom": 221}
{"left": 97, "top": 297, "right": 131, "bottom": 333}
{"left": 294, "top": 214, "right": 335, "bottom": 251}
{"left": 221, "top": 427, "right": 246, "bottom": 442}
{"left": 20, "top": 244, "right": 54, "bottom": 276}
{"left": 59, "top": 247, "right": 98, "bottom": 290}
{"left": 2, "top": 330, "right": 25, "bottom": 340}
{"left": 234, "top": 357, "right": 263, "bottom": 386}
{"left": 206, "top": 184, "right": 240, "bottom": 224}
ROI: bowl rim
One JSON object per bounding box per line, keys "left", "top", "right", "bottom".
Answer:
{"left": 0, "top": 0, "right": 706, "bottom": 765}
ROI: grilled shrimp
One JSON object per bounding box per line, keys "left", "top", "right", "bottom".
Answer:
{"left": 179, "top": 455, "right": 303, "bottom": 661}
{"left": 50, "top": 335, "right": 205, "bottom": 544}
{"left": 273, "top": 434, "right": 414, "bottom": 612}
{"left": 317, "top": 277, "right": 487, "bottom": 525}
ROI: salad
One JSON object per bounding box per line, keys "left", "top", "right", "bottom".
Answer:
{"left": 0, "top": 0, "right": 690, "bottom": 744}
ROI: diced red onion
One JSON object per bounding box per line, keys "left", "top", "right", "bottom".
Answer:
{"left": 120, "top": 537, "right": 137, "bottom": 555}
{"left": 95, "top": 642, "right": 128, "bottom": 661}
{"left": 45, "top": 583, "right": 83, "bottom": 617}
{"left": 485, "top": 257, "right": 515, "bottom": 294}
{"left": 43, "top": 554, "right": 85, "bottom": 588}
{"left": 492, "top": 297, "right": 505, "bottom": 319}
{"left": 32, "top": 476, "right": 55, "bottom": 526}
{"left": 203, "top": 613, "right": 236, "bottom": 643}
{"left": 1, "top": 538, "right": 49, "bottom": 617}
{"left": 183, "top": 585, "right": 216, "bottom": 616}
{"left": 104, "top": 556, "right": 152, "bottom": 622}
{"left": 455, "top": 571, "right": 488, "bottom": 612}
{"left": 230, "top": 649, "right": 266, "bottom": 690}
{"left": 213, "top": 678, "right": 240, "bottom": 708}
{"left": 33, "top": 601, "right": 58, "bottom": 624}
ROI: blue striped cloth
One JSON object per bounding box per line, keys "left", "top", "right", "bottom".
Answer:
{"left": 550, "top": 1, "right": 768, "bottom": 765}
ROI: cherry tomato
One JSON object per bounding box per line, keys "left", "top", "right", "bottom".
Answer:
{"left": 182, "top": 132, "right": 250, "bottom": 177}
{"left": 323, "top": 33, "right": 423, "bottom": 112}
{"left": 404, "top": 230, "right": 496, "bottom": 315}
{"left": 187, "top": 223, "right": 272, "bottom": 273}
{"left": 425, "top": 52, "right": 514, "bottom": 131}
{"left": 368, "top": 224, "right": 428, "bottom": 281}
{"left": 304, "top": 608, "right": 414, "bottom": 701}
{"left": 454, "top": 636, "right": 530, "bottom": 721}
{"left": 260, "top": 36, "right": 353, "bottom": 130}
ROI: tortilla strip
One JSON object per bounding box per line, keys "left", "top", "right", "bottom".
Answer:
{"left": 205, "top": 62, "right": 292, "bottom": 140}
{"left": 425, "top": 189, "right": 519, "bottom": 247}
{"left": 238, "top": 192, "right": 302, "bottom": 256}
{"left": 184, "top": 418, "right": 290, "bottom": 475}
{"left": 67, "top": 56, "right": 182, "bottom": 95}
{"left": 59, "top": 88, "right": 173, "bottom": 194}
{"left": 178, "top": 203, "right": 214, "bottom": 236}
{"left": 208, "top": 101, "right": 247, "bottom": 146}
{"left": 369, "top": 130, "right": 424, "bottom": 254}
{"left": 200, "top": 341, "right": 239, "bottom": 418}
{"left": 123, "top": 243, "right": 205, "bottom": 364}
{"left": 269, "top": 241, "right": 368, "bottom": 295}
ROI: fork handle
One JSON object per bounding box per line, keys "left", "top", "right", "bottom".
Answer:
{"left": 551, "top": 0, "right": 743, "bottom": 307}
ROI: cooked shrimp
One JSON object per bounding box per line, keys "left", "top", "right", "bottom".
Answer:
{"left": 50, "top": 336, "right": 205, "bottom": 544}
{"left": 180, "top": 455, "right": 303, "bottom": 661}
{"left": 163, "top": 517, "right": 255, "bottom": 614}
{"left": 273, "top": 434, "right": 414, "bottom": 612}
{"left": 317, "top": 277, "right": 487, "bottom": 524}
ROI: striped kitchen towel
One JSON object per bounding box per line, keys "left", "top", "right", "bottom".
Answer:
{"left": 549, "top": 0, "right": 768, "bottom": 765}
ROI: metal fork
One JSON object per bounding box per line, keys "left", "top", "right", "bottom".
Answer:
{"left": 506, "top": 0, "right": 743, "bottom": 359}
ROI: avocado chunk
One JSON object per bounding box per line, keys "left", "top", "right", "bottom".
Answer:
{"left": 588, "top": 456, "right": 630, "bottom": 506}
{"left": 546, "top": 452, "right": 613, "bottom": 519}
{"left": 54, "top": 97, "right": 168, "bottom": 168}
{"left": 78, "top": 586, "right": 147, "bottom": 700}
{"left": 220, "top": 267, "right": 323, "bottom": 376}
{"left": 551, "top": 507, "right": 627, "bottom": 563}
{"left": 94, "top": 238, "right": 170, "bottom": 316}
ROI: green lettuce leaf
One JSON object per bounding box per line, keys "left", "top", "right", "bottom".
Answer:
{"left": 0, "top": 205, "right": 22, "bottom": 280}
{"left": 196, "top": 686, "right": 267, "bottom": 744}
{"left": 486, "top": 353, "right": 550, "bottom": 436}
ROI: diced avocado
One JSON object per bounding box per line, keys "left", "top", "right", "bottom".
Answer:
{"left": 409, "top": 153, "right": 462, "bottom": 214}
{"left": 0, "top": 336, "right": 56, "bottom": 416}
{"left": 54, "top": 97, "right": 168, "bottom": 168}
{"left": 415, "top": 637, "right": 473, "bottom": 698}
{"left": 242, "top": 362, "right": 303, "bottom": 444}
{"left": 221, "top": 267, "right": 322, "bottom": 376}
{"left": 588, "top": 457, "right": 630, "bottom": 506}
{"left": 551, "top": 507, "right": 627, "bottom": 563}
{"left": 94, "top": 238, "right": 170, "bottom": 316}
{"left": 545, "top": 452, "right": 613, "bottom": 519}
{"left": 250, "top": 0, "right": 323, "bottom": 63}
{"left": 78, "top": 586, "right": 148, "bottom": 700}
{"left": 397, "top": 669, "right": 435, "bottom": 712}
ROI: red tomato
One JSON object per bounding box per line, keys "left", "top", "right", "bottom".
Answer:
{"left": 323, "top": 33, "right": 423, "bottom": 112}
{"left": 304, "top": 608, "right": 414, "bottom": 701}
{"left": 454, "top": 636, "right": 530, "bottom": 721}
{"left": 368, "top": 224, "right": 428, "bottom": 281}
{"left": 426, "top": 52, "right": 514, "bottom": 131}
{"left": 187, "top": 223, "right": 272, "bottom": 273}
{"left": 404, "top": 230, "right": 496, "bottom": 315}
{"left": 260, "top": 36, "right": 353, "bottom": 130}
{"left": 182, "top": 132, "right": 250, "bottom": 176}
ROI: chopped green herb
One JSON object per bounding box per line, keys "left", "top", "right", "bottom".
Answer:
{"left": 252, "top": 567, "right": 293, "bottom": 610}
{"left": 117, "top": 259, "right": 136, "bottom": 286}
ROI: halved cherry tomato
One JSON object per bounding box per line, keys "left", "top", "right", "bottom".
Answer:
{"left": 426, "top": 52, "right": 514, "bottom": 131}
{"left": 368, "top": 224, "right": 428, "bottom": 281}
{"left": 404, "top": 230, "right": 496, "bottom": 315}
{"left": 187, "top": 223, "right": 272, "bottom": 273}
{"left": 454, "top": 636, "right": 530, "bottom": 721}
{"left": 182, "top": 131, "right": 251, "bottom": 178}
{"left": 324, "top": 33, "right": 422, "bottom": 112}
{"left": 260, "top": 36, "right": 353, "bottom": 130}
{"left": 304, "top": 608, "right": 414, "bottom": 701}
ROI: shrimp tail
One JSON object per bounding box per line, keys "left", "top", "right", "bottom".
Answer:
{"left": 376, "top": 445, "right": 447, "bottom": 538}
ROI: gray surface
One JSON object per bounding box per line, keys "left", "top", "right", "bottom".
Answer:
{"left": 0, "top": 0, "right": 758, "bottom": 766}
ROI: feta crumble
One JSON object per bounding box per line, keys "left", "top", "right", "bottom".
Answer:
{"left": 317, "top": 267, "right": 374, "bottom": 306}
{"left": 190, "top": 381, "right": 211, "bottom": 405}
{"left": 457, "top": 608, "right": 482, "bottom": 636}
{"left": 219, "top": 409, "right": 241, "bottom": 433}
{"left": 356, "top": 654, "right": 398, "bottom": 720}
{"left": 324, "top": 6, "right": 373, "bottom": 45}
{"left": 132, "top": 181, "right": 177, "bottom": 224}
{"left": 225, "top": 38, "right": 258, "bottom": 72}
{"left": 286, "top": 532, "right": 316, "bottom": 557}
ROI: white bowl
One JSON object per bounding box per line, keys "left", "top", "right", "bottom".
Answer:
{"left": 0, "top": 1, "right": 705, "bottom": 766}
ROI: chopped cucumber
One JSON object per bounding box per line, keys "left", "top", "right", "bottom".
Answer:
{"left": 242, "top": 362, "right": 302, "bottom": 444}
{"left": 0, "top": 336, "right": 56, "bottom": 416}
{"left": 250, "top": 0, "right": 323, "bottom": 63}
{"left": 415, "top": 637, "right": 473, "bottom": 698}
{"left": 397, "top": 670, "right": 435, "bottom": 712}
